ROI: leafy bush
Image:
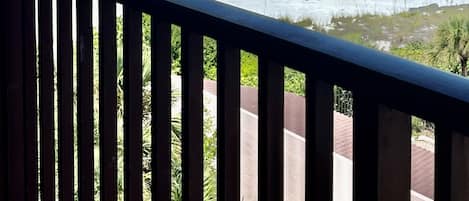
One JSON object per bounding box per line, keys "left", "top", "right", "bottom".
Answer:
{"left": 87, "top": 14, "right": 218, "bottom": 201}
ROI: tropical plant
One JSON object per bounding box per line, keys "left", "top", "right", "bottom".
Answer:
{"left": 432, "top": 17, "right": 469, "bottom": 76}
{"left": 86, "top": 14, "right": 218, "bottom": 201}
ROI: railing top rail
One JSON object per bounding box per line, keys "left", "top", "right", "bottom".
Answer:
{"left": 125, "top": 0, "right": 469, "bottom": 133}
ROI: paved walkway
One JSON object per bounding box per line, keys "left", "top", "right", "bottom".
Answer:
{"left": 202, "top": 80, "right": 434, "bottom": 201}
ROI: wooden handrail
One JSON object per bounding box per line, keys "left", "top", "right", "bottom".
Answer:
{"left": 2, "top": 0, "right": 469, "bottom": 200}
{"left": 124, "top": 0, "right": 469, "bottom": 134}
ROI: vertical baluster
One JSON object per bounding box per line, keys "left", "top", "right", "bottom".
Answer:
{"left": 0, "top": 61, "right": 5, "bottom": 200}
{"left": 181, "top": 28, "right": 204, "bottom": 201}
{"left": 435, "top": 127, "right": 469, "bottom": 201}
{"left": 217, "top": 42, "right": 241, "bottom": 201}
{"left": 99, "top": 0, "right": 117, "bottom": 200}
{"left": 151, "top": 17, "right": 172, "bottom": 201}
{"left": 3, "top": 0, "right": 26, "bottom": 199}
{"left": 23, "top": 0, "right": 39, "bottom": 199}
{"left": 449, "top": 133, "right": 469, "bottom": 201}
{"left": 0, "top": 41, "right": 6, "bottom": 199}
{"left": 258, "top": 58, "right": 284, "bottom": 201}
{"left": 353, "top": 97, "right": 411, "bottom": 201}
{"left": 39, "top": 0, "right": 56, "bottom": 198}
{"left": 58, "top": 0, "right": 74, "bottom": 199}
{"left": 123, "top": 3, "right": 143, "bottom": 201}
{"left": 435, "top": 126, "right": 452, "bottom": 201}
{"left": 77, "top": 0, "right": 94, "bottom": 199}
{"left": 305, "top": 77, "right": 333, "bottom": 201}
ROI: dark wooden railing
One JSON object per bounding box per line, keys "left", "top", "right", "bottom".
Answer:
{"left": 1, "top": 0, "right": 469, "bottom": 200}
